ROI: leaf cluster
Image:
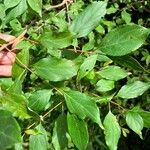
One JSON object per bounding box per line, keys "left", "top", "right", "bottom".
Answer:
{"left": 0, "top": 0, "right": 150, "bottom": 150}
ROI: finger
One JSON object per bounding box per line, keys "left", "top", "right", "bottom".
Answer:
{"left": 0, "top": 51, "right": 16, "bottom": 65}
{"left": 0, "top": 33, "right": 16, "bottom": 42}
{"left": 0, "top": 65, "right": 12, "bottom": 77}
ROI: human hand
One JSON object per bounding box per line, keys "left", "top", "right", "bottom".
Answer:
{"left": 0, "top": 33, "right": 16, "bottom": 77}
{"left": 0, "top": 30, "right": 27, "bottom": 77}
{"left": 0, "top": 51, "right": 16, "bottom": 76}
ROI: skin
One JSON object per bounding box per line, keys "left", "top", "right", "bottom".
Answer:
{"left": 0, "top": 33, "right": 16, "bottom": 77}
{"left": 0, "top": 51, "right": 16, "bottom": 76}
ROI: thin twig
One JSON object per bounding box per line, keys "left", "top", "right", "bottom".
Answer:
{"left": 42, "top": 101, "right": 63, "bottom": 118}
{"left": 45, "top": 0, "right": 73, "bottom": 10}
{"left": 55, "top": 8, "right": 66, "bottom": 16}
{"left": 22, "top": 122, "right": 36, "bottom": 137}
{"left": 26, "top": 122, "right": 36, "bottom": 130}
{"left": 23, "top": 100, "right": 63, "bottom": 137}
{"left": 0, "top": 30, "right": 27, "bottom": 52}
{"left": 108, "top": 102, "right": 111, "bottom": 111}
{"left": 66, "top": 48, "right": 95, "bottom": 54}
{"left": 110, "top": 101, "right": 126, "bottom": 111}
{"left": 0, "top": 41, "right": 14, "bottom": 52}
{"left": 15, "top": 56, "right": 35, "bottom": 74}
{"left": 23, "top": 101, "right": 63, "bottom": 137}
{"left": 91, "top": 92, "right": 126, "bottom": 111}
{"left": 65, "top": 2, "right": 71, "bottom": 24}
{"left": 24, "top": 37, "right": 39, "bottom": 44}
{"left": 5, "top": 47, "right": 35, "bottom": 75}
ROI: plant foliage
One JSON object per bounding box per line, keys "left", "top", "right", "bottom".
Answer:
{"left": 0, "top": 0, "right": 150, "bottom": 149}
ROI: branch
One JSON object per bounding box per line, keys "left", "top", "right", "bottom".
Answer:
{"left": 45, "top": 0, "right": 73, "bottom": 10}
{"left": 23, "top": 101, "right": 63, "bottom": 136}
{"left": 5, "top": 46, "right": 34, "bottom": 74}
{"left": 0, "top": 30, "right": 27, "bottom": 52}
{"left": 110, "top": 101, "right": 127, "bottom": 111}
{"left": 42, "top": 101, "right": 63, "bottom": 118}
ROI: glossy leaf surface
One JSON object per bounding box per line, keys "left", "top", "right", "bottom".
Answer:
{"left": 99, "top": 25, "right": 149, "bottom": 56}
{"left": 40, "top": 31, "right": 73, "bottom": 49}
{"left": 97, "top": 66, "right": 128, "bottom": 81}
{"left": 103, "top": 111, "right": 121, "bottom": 150}
{"left": 77, "top": 55, "right": 97, "bottom": 80}
{"left": 0, "top": 110, "right": 21, "bottom": 149}
{"left": 0, "top": 92, "right": 30, "bottom": 119}
{"left": 96, "top": 79, "right": 115, "bottom": 92}
{"left": 117, "top": 81, "right": 150, "bottom": 99}
{"left": 4, "top": 0, "right": 21, "bottom": 8}
{"left": 29, "top": 124, "right": 49, "bottom": 150}
{"left": 27, "top": 0, "right": 42, "bottom": 16}
{"left": 67, "top": 113, "right": 89, "bottom": 150}
{"left": 70, "top": 2, "right": 107, "bottom": 37}
{"left": 33, "top": 57, "right": 77, "bottom": 81}
{"left": 28, "top": 89, "right": 53, "bottom": 112}
{"left": 64, "top": 90, "right": 103, "bottom": 129}
{"left": 52, "top": 114, "right": 68, "bottom": 150}
{"left": 126, "top": 111, "right": 143, "bottom": 138}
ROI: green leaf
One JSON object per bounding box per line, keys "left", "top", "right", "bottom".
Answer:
{"left": 96, "top": 94, "right": 115, "bottom": 104}
{"left": 0, "top": 110, "right": 21, "bottom": 149}
{"left": 121, "top": 10, "right": 131, "bottom": 24}
{"left": 82, "top": 32, "right": 95, "bottom": 51}
{"left": 97, "top": 54, "right": 111, "bottom": 62}
{"left": 117, "top": 81, "right": 150, "bottom": 99}
{"left": 103, "top": 111, "right": 121, "bottom": 150}
{"left": 111, "top": 55, "right": 146, "bottom": 72}
{"left": 106, "top": 5, "right": 118, "bottom": 14}
{"left": 33, "top": 57, "right": 77, "bottom": 81}
{"left": 0, "top": 92, "right": 30, "bottom": 119}
{"left": 14, "top": 143, "right": 23, "bottom": 150}
{"left": 95, "top": 24, "right": 105, "bottom": 34}
{"left": 126, "top": 111, "right": 143, "bottom": 138}
{"left": 29, "top": 124, "right": 49, "bottom": 150}
{"left": 12, "top": 41, "right": 30, "bottom": 78}
{"left": 96, "top": 79, "right": 115, "bottom": 92}
{"left": 4, "top": 0, "right": 21, "bottom": 9}
{"left": 10, "top": 19, "right": 23, "bottom": 32}
{"left": 52, "top": 114, "right": 68, "bottom": 150}
{"left": 97, "top": 66, "right": 128, "bottom": 81}
{"left": 25, "top": 129, "right": 39, "bottom": 135}
{"left": 67, "top": 113, "right": 89, "bottom": 150}
{"left": 8, "top": 70, "right": 27, "bottom": 94}
{"left": 40, "top": 31, "right": 73, "bottom": 49}
{"left": 0, "top": 4, "right": 6, "bottom": 19}
{"left": 99, "top": 25, "right": 149, "bottom": 56}
{"left": 27, "top": 0, "right": 42, "bottom": 16}
{"left": 139, "top": 111, "right": 150, "bottom": 128}
{"left": 5, "top": 0, "right": 28, "bottom": 23}
{"left": 28, "top": 89, "right": 53, "bottom": 112}
{"left": 64, "top": 90, "right": 103, "bottom": 129}
{"left": 131, "top": 107, "right": 150, "bottom": 128}
{"left": 77, "top": 55, "right": 97, "bottom": 80}
{"left": 131, "top": 106, "right": 150, "bottom": 128}
{"left": 70, "top": 1, "right": 107, "bottom": 37}
{"left": 0, "top": 78, "right": 14, "bottom": 90}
